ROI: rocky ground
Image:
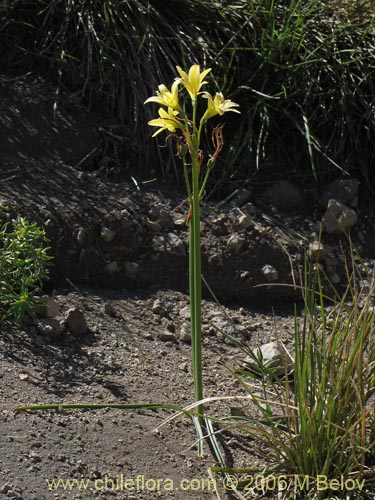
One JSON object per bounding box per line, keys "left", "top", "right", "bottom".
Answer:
{"left": 1, "top": 71, "right": 375, "bottom": 500}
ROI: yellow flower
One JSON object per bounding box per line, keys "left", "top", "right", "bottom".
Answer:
{"left": 176, "top": 64, "right": 211, "bottom": 101}
{"left": 144, "top": 80, "right": 181, "bottom": 112}
{"left": 148, "top": 107, "right": 182, "bottom": 137}
{"left": 202, "top": 92, "right": 240, "bottom": 121}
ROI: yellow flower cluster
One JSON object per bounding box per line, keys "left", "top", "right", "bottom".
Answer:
{"left": 144, "top": 64, "right": 239, "bottom": 137}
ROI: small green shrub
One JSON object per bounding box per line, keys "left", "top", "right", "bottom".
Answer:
{"left": 0, "top": 207, "right": 52, "bottom": 324}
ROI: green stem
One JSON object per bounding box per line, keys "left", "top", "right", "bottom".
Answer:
{"left": 190, "top": 150, "right": 203, "bottom": 426}
{"left": 188, "top": 99, "right": 204, "bottom": 428}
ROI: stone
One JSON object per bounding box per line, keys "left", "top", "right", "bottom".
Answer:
{"left": 208, "top": 253, "right": 222, "bottom": 266}
{"left": 164, "top": 320, "right": 175, "bottom": 332}
{"left": 209, "top": 314, "right": 247, "bottom": 338}
{"left": 241, "top": 202, "right": 257, "bottom": 216}
{"left": 104, "top": 212, "right": 116, "bottom": 223}
{"left": 319, "top": 177, "right": 359, "bottom": 209}
{"left": 124, "top": 261, "right": 140, "bottom": 280}
{"left": 37, "top": 318, "right": 63, "bottom": 336}
{"left": 245, "top": 341, "right": 293, "bottom": 376}
{"left": 308, "top": 241, "right": 326, "bottom": 262}
{"left": 76, "top": 227, "right": 91, "bottom": 246}
{"left": 261, "top": 264, "right": 279, "bottom": 281}
{"left": 213, "top": 214, "right": 226, "bottom": 226}
{"left": 18, "top": 373, "right": 29, "bottom": 381}
{"left": 230, "top": 406, "right": 247, "bottom": 417}
{"left": 105, "top": 261, "right": 118, "bottom": 274}
{"left": 174, "top": 218, "right": 187, "bottom": 228}
{"left": 33, "top": 296, "right": 59, "bottom": 318}
{"left": 165, "top": 233, "right": 185, "bottom": 256}
{"left": 179, "top": 323, "right": 191, "bottom": 343}
{"left": 227, "top": 234, "right": 245, "bottom": 254}
{"left": 65, "top": 307, "right": 88, "bottom": 335}
{"left": 152, "top": 299, "right": 165, "bottom": 316}
{"left": 121, "top": 197, "right": 138, "bottom": 214}
{"left": 146, "top": 220, "right": 161, "bottom": 232}
{"left": 179, "top": 306, "right": 190, "bottom": 321}
{"left": 323, "top": 199, "right": 358, "bottom": 235}
{"left": 238, "top": 214, "right": 253, "bottom": 229}
{"left": 101, "top": 226, "right": 116, "bottom": 242}
{"left": 231, "top": 187, "right": 253, "bottom": 207}
{"left": 29, "top": 452, "right": 42, "bottom": 463}
{"left": 102, "top": 302, "right": 117, "bottom": 317}
{"left": 5, "top": 490, "right": 21, "bottom": 499}
{"left": 264, "top": 181, "right": 303, "bottom": 211}
{"left": 159, "top": 210, "right": 174, "bottom": 230}
{"left": 156, "top": 330, "right": 176, "bottom": 342}
{"left": 119, "top": 209, "right": 133, "bottom": 229}
{"left": 0, "top": 483, "right": 12, "bottom": 494}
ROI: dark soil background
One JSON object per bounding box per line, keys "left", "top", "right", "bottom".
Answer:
{"left": 1, "top": 71, "right": 375, "bottom": 500}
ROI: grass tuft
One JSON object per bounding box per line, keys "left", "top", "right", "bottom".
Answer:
{"left": 0, "top": 1, "right": 374, "bottom": 186}
{"left": 212, "top": 257, "right": 375, "bottom": 498}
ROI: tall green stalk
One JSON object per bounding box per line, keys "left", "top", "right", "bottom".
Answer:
{"left": 190, "top": 145, "right": 203, "bottom": 414}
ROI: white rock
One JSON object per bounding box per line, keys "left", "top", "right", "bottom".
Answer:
{"left": 227, "top": 234, "right": 245, "bottom": 253}
{"left": 165, "top": 234, "right": 185, "bottom": 256}
{"left": 33, "top": 296, "right": 59, "bottom": 318}
{"left": 152, "top": 299, "right": 165, "bottom": 316}
{"left": 174, "top": 218, "right": 186, "bottom": 227}
{"left": 245, "top": 341, "right": 293, "bottom": 376}
{"left": 323, "top": 199, "right": 358, "bottom": 235}
{"left": 308, "top": 241, "right": 326, "bottom": 261}
{"left": 179, "top": 323, "right": 191, "bottom": 343}
{"left": 261, "top": 264, "right": 279, "bottom": 281}
{"left": 37, "top": 318, "right": 63, "bottom": 336}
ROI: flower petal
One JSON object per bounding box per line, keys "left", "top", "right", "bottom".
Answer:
{"left": 176, "top": 64, "right": 212, "bottom": 100}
